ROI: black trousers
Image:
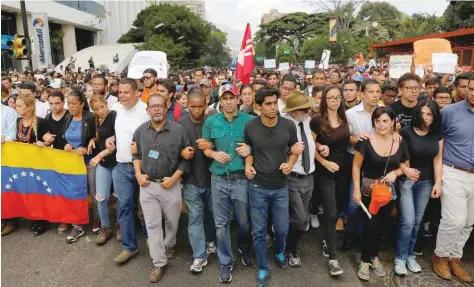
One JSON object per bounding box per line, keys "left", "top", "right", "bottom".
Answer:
{"left": 360, "top": 196, "right": 394, "bottom": 262}
{"left": 319, "top": 168, "right": 349, "bottom": 259}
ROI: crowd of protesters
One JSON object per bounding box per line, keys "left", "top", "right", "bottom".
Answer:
{"left": 1, "top": 60, "right": 474, "bottom": 286}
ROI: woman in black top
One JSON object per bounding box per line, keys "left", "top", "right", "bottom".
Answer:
{"left": 395, "top": 98, "right": 443, "bottom": 275}
{"left": 310, "top": 85, "right": 350, "bottom": 275}
{"left": 353, "top": 106, "right": 409, "bottom": 281}
{"left": 87, "top": 95, "right": 118, "bottom": 245}
{"left": 2, "top": 95, "right": 48, "bottom": 236}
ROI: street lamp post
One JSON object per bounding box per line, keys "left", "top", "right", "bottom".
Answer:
{"left": 369, "top": 21, "right": 378, "bottom": 57}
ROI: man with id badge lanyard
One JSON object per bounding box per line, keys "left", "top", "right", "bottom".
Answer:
{"left": 132, "top": 94, "right": 191, "bottom": 283}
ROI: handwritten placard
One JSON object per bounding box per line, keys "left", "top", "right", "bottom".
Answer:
{"left": 127, "top": 51, "right": 168, "bottom": 79}
{"left": 389, "top": 55, "right": 412, "bottom": 79}
{"left": 413, "top": 38, "right": 452, "bottom": 65}
{"left": 304, "top": 60, "right": 316, "bottom": 69}
{"left": 278, "top": 62, "right": 290, "bottom": 70}
{"left": 264, "top": 59, "right": 276, "bottom": 69}
{"left": 432, "top": 53, "right": 458, "bottom": 74}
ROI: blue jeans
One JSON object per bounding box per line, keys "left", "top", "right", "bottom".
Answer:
{"left": 183, "top": 184, "right": 216, "bottom": 260}
{"left": 96, "top": 164, "right": 120, "bottom": 228}
{"left": 112, "top": 163, "right": 138, "bottom": 252}
{"left": 396, "top": 179, "right": 433, "bottom": 260}
{"left": 211, "top": 174, "right": 251, "bottom": 267}
{"left": 249, "top": 181, "right": 289, "bottom": 271}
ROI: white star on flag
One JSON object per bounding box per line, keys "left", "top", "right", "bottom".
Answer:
{"left": 8, "top": 178, "right": 13, "bottom": 182}
{"left": 29, "top": 172, "right": 35, "bottom": 177}
{"left": 36, "top": 175, "right": 41, "bottom": 181}
{"left": 42, "top": 181, "right": 48, "bottom": 187}
{"left": 12, "top": 174, "right": 18, "bottom": 179}
{"left": 46, "top": 187, "right": 52, "bottom": 193}
{"left": 5, "top": 184, "right": 11, "bottom": 190}
{"left": 21, "top": 171, "right": 26, "bottom": 177}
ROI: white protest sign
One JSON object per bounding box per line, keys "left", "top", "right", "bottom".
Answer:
{"left": 304, "top": 60, "right": 316, "bottom": 69}
{"left": 318, "top": 50, "right": 331, "bottom": 69}
{"left": 264, "top": 59, "right": 276, "bottom": 69}
{"left": 278, "top": 62, "right": 290, "bottom": 71}
{"left": 415, "top": 65, "right": 425, "bottom": 78}
{"left": 127, "top": 51, "right": 168, "bottom": 79}
{"left": 389, "top": 55, "right": 412, "bottom": 79}
{"left": 432, "top": 53, "right": 458, "bottom": 74}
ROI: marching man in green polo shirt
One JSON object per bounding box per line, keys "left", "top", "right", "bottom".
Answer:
{"left": 199, "top": 83, "right": 254, "bottom": 283}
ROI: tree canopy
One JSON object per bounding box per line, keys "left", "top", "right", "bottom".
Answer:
{"left": 118, "top": 4, "right": 230, "bottom": 68}
{"left": 443, "top": 1, "right": 474, "bottom": 31}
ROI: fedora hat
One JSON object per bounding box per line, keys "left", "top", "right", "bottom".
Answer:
{"left": 282, "top": 92, "right": 316, "bottom": 113}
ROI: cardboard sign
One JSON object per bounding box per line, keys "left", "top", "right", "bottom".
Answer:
{"left": 278, "top": 62, "right": 289, "bottom": 71}
{"left": 127, "top": 51, "right": 168, "bottom": 79}
{"left": 432, "top": 53, "right": 458, "bottom": 74}
{"left": 389, "top": 55, "right": 412, "bottom": 79}
{"left": 304, "top": 60, "right": 316, "bottom": 69}
{"left": 264, "top": 59, "right": 276, "bottom": 69}
{"left": 413, "top": 38, "right": 452, "bottom": 65}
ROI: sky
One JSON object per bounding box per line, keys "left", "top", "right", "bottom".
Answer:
{"left": 205, "top": 0, "right": 450, "bottom": 50}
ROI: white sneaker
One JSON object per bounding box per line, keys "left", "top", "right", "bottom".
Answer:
{"left": 190, "top": 258, "right": 208, "bottom": 273}
{"left": 310, "top": 214, "right": 320, "bottom": 229}
{"left": 206, "top": 241, "right": 217, "bottom": 255}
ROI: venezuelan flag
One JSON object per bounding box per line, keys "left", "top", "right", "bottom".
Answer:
{"left": 1, "top": 142, "right": 89, "bottom": 224}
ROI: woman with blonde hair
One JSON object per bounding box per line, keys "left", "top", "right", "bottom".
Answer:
{"left": 1, "top": 94, "right": 48, "bottom": 236}
{"left": 87, "top": 94, "right": 119, "bottom": 245}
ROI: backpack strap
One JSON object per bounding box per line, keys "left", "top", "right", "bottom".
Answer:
{"left": 173, "top": 103, "right": 182, "bottom": 122}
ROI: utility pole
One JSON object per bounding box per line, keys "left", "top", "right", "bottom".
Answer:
{"left": 20, "top": 0, "right": 33, "bottom": 69}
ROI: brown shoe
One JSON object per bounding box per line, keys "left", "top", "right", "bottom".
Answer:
{"left": 114, "top": 249, "right": 138, "bottom": 264}
{"left": 336, "top": 219, "right": 344, "bottom": 232}
{"left": 1, "top": 223, "right": 17, "bottom": 236}
{"left": 115, "top": 224, "right": 121, "bottom": 242}
{"left": 96, "top": 227, "right": 113, "bottom": 246}
{"left": 448, "top": 258, "right": 472, "bottom": 282}
{"left": 433, "top": 255, "right": 452, "bottom": 280}
{"left": 149, "top": 266, "right": 165, "bottom": 283}
{"left": 165, "top": 246, "right": 175, "bottom": 259}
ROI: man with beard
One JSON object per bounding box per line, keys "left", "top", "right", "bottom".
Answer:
{"left": 132, "top": 94, "right": 190, "bottom": 283}
{"left": 178, "top": 90, "right": 217, "bottom": 273}
{"left": 244, "top": 86, "right": 302, "bottom": 287}
{"left": 93, "top": 76, "right": 118, "bottom": 109}
{"left": 140, "top": 68, "right": 158, "bottom": 104}
{"left": 342, "top": 79, "right": 361, "bottom": 110}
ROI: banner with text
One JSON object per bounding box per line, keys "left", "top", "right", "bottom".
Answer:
{"left": 264, "top": 59, "right": 276, "bottom": 69}
{"left": 127, "top": 51, "right": 168, "bottom": 79}
{"left": 32, "top": 13, "right": 52, "bottom": 69}
{"left": 318, "top": 50, "right": 331, "bottom": 69}
{"left": 389, "top": 55, "right": 412, "bottom": 79}
{"left": 304, "top": 60, "right": 316, "bottom": 69}
{"left": 413, "top": 38, "right": 452, "bottom": 65}
{"left": 329, "top": 17, "right": 337, "bottom": 44}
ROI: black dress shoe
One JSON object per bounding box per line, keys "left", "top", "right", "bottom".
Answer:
{"left": 342, "top": 231, "right": 355, "bottom": 251}
{"left": 29, "top": 221, "right": 38, "bottom": 231}
{"left": 33, "top": 225, "right": 47, "bottom": 236}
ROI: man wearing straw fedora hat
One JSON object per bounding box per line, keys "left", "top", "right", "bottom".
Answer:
{"left": 281, "top": 92, "right": 317, "bottom": 268}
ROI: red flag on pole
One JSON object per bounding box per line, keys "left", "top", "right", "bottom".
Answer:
{"left": 236, "top": 23, "right": 254, "bottom": 84}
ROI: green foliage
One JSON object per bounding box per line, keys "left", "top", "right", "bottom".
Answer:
{"left": 50, "top": 30, "right": 64, "bottom": 51}
{"left": 197, "top": 26, "right": 232, "bottom": 68}
{"left": 357, "top": 2, "right": 401, "bottom": 23}
{"left": 118, "top": 4, "right": 229, "bottom": 67}
{"left": 276, "top": 42, "right": 297, "bottom": 64}
{"left": 396, "top": 13, "right": 444, "bottom": 39}
{"left": 443, "top": 1, "right": 474, "bottom": 31}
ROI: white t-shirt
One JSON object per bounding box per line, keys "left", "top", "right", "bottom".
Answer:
{"left": 36, "top": 100, "right": 50, "bottom": 118}
{"left": 106, "top": 94, "right": 118, "bottom": 110}
{"left": 345, "top": 101, "right": 376, "bottom": 154}
{"left": 112, "top": 100, "right": 149, "bottom": 163}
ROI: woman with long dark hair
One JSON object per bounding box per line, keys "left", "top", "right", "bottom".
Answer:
{"left": 353, "top": 106, "right": 409, "bottom": 281}
{"left": 310, "top": 85, "right": 350, "bottom": 276}
{"left": 62, "top": 90, "right": 98, "bottom": 243}
{"left": 395, "top": 98, "right": 443, "bottom": 275}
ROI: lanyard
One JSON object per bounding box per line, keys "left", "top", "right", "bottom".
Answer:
{"left": 150, "top": 128, "right": 164, "bottom": 148}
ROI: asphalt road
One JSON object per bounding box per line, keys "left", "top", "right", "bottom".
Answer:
{"left": 2, "top": 216, "right": 474, "bottom": 287}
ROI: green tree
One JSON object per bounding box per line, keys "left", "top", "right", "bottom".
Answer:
{"left": 443, "top": 1, "right": 474, "bottom": 31}
{"left": 255, "top": 12, "right": 329, "bottom": 53}
{"left": 276, "top": 43, "right": 297, "bottom": 64}
{"left": 118, "top": 4, "right": 228, "bottom": 67}
{"left": 306, "top": 0, "right": 365, "bottom": 33}
{"left": 357, "top": 2, "right": 401, "bottom": 23}
{"left": 396, "top": 13, "right": 444, "bottom": 39}
{"left": 299, "top": 36, "right": 328, "bottom": 61}
{"left": 197, "top": 26, "right": 231, "bottom": 68}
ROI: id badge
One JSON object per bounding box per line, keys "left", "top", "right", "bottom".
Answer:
{"left": 148, "top": 150, "right": 159, "bottom": 159}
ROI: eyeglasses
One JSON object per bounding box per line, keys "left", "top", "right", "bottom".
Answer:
{"left": 326, "top": 96, "right": 342, "bottom": 102}
{"left": 147, "top": 104, "right": 166, "bottom": 110}
{"left": 403, "top": 86, "right": 420, "bottom": 92}
{"left": 142, "top": 76, "right": 154, "bottom": 81}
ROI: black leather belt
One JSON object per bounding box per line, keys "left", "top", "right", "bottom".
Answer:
{"left": 290, "top": 172, "right": 312, "bottom": 178}
{"left": 218, "top": 172, "right": 246, "bottom": 180}
{"left": 149, "top": 178, "right": 163, "bottom": 183}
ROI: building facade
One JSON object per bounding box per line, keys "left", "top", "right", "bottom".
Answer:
{"left": 157, "top": 0, "right": 206, "bottom": 19}
{"left": 261, "top": 9, "right": 286, "bottom": 25}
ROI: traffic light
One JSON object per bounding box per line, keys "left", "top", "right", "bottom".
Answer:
{"left": 7, "top": 36, "right": 28, "bottom": 59}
